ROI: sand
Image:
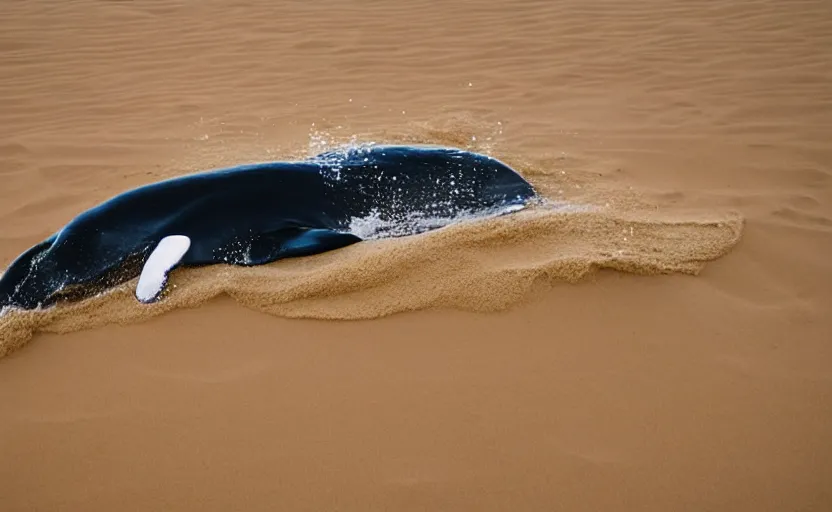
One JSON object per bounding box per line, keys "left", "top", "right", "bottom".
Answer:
{"left": 1, "top": 0, "right": 830, "bottom": 510}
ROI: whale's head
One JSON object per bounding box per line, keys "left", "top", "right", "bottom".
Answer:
{"left": 477, "top": 154, "right": 537, "bottom": 207}
{"left": 325, "top": 145, "right": 538, "bottom": 219}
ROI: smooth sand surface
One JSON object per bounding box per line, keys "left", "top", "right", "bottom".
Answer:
{"left": 1, "top": 0, "right": 830, "bottom": 510}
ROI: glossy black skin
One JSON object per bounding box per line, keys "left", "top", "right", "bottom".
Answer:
{"left": 0, "top": 145, "right": 536, "bottom": 310}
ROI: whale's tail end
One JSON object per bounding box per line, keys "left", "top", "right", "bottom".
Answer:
{"left": 0, "top": 236, "right": 59, "bottom": 311}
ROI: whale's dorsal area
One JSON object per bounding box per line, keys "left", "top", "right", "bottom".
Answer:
{"left": 136, "top": 235, "right": 191, "bottom": 304}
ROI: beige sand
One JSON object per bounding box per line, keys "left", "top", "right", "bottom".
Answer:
{"left": 1, "top": 0, "right": 830, "bottom": 510}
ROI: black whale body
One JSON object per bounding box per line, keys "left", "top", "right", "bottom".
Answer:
{"left": 0, "top": 145, "right": 536, "bottom": 310}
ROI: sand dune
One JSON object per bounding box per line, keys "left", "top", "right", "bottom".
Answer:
{"left": 1, "top": 0, "right": 831, "bottom": 510}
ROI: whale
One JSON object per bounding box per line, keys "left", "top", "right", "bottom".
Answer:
{"left": 0, "top": 145, "right": 537, "bottom": 311}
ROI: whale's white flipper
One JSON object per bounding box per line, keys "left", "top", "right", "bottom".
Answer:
{"left": 136, "top": 235, "right": 191, "bottom": 304}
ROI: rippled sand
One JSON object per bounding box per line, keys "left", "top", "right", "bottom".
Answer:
{"left": 1, "top": 0, "right": 830, "bottom": 510}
